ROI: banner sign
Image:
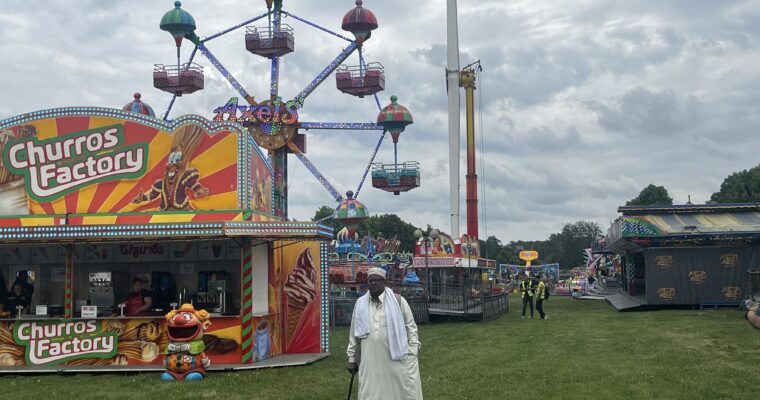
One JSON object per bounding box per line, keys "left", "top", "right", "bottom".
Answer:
{"left": 0, "top": 108, "right": 272, "bottom": 216}
{"left": 519, "top": 251, "right": 538, "bottom": 262}
{"left": 0, "top": 317, "right": 242, "bottom": 366}
{"left": 13, "top": 320, "right": 116, "bottom": 365}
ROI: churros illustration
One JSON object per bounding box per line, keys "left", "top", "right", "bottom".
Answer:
{"left": 285, "top": 248, "right": 317, "bottom": 340}
{"left": 0, "top": 125, "right": 35, "bottom": 185}
{"left": 118, "top": 341, "right": 159, "bottom": 362}
{"left": 0, "top": 326, "right": 14, "bottom": 344}
{"left": 0, "top": 343, "right": 23, "bottom": 358}
{"left": 0, "top": 353, "right": 24, "bottom": 366}
{"left": 118, "top": 321, "right": 162, "bottom": 342}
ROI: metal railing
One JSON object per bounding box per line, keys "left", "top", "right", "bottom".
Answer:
{"left": 424, "top": 273, "right": 508, "bottom": 321}
{"left": 153, "top": 62, "right": 203, "bottom": 77}
{"left": 245, "top": 23, "right": 295, "bottom": 41}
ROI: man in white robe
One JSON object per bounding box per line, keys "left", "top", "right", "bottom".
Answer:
{"left": 347, "top": 267, "right": 423, "bottom": 399}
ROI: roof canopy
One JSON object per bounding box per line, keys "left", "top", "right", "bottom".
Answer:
{"left": 608, "top": 203, "right": 760, "bottom": 253}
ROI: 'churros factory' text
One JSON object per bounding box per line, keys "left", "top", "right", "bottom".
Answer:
{"left": 2, "top": 124, "right": 148, "bottom": 201}
{"left": 14, "top": 320, "right": 117, "bottom": 365}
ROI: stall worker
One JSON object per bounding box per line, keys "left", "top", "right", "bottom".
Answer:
{"left": 6, "top": 283, "right": 31, "bottom": 316}
{"left": 123, "top": 277, "right": 153, "bottom": 316}
{"left": 13, "top": 271, "right": 34, "bottom": 299}
{"left": 0, "top": 268, "right": 7, "bottom": 314}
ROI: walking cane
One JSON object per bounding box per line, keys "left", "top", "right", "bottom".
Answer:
{"left": 346, "top": 371, "right": 356, "bottom": 400}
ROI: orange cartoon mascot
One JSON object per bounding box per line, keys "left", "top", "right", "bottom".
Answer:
{"left": 161, "top": 304, "right": 212, "bottom": 381}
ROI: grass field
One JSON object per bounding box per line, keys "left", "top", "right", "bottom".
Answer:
{"left": 3, "top": 297, "right": 759, "bottom": 399}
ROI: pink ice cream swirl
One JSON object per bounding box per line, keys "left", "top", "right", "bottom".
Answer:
{"left": 285, "top": 248, "right": 317, "bottom": 306}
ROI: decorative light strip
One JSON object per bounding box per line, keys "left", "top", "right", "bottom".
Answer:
{"left": 354, "top": 131, "right": 386, "bottom": 199}
{"left": 281, "top": 11, "right": 353, "bottom": 42}
{"left": 291, "top": 149, "right": 343, "bottom": 202}
{"left": 202, "top": 10, "right": 270, "bottom": 42}
{"left": 249, "top": 135, "right": 274, "bottom": 175}
{"left": 291, "top": 42, "right": 357, "bottom": 109}
{"left": 320, "top": 241, "right": 329, "bottom": 353}
{"left": 0, "top": 107, "right": 245, "bottom": 137}
{"left": 373, "top": 93, "right": 383, "bottom": 112}
{"left": 299, "top": 121, "right": 384, "bottom": 130}
{"left": 238, "top": 123, "right": 247, "bottom": 209}
{"left": 197, "top": 43, "right": 253, "bottom": 101}
{"left": 270, "top": 31, "right": 280, "bottom": 98}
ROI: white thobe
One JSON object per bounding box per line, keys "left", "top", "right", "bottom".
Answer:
{"left": 347, "top": 291, "right": 423, "bottom": 400}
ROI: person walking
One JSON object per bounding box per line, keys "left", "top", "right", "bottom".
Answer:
{"left": 520, "top": 276, "right": 534, "bottom": 319}
{"left": 536, "top": 274, "right": 548, "bottom": 320}
{"left": 346, "top": 267, "right": 423, "bottom": 399}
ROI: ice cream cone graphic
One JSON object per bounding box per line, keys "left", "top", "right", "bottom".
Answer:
{"left": 284, "top": 248, "right": 317, "bottom": 343}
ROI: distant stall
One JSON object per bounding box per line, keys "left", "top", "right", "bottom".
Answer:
{"left": 413, "top": 233, "right": 507, "bottom": 321}
{"left": 606, "top": 203, "right": 755, "bottom": 310}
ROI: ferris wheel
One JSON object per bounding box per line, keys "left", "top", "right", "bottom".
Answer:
{"left": 153, "top": 0, "right": 420, "bottom": 219}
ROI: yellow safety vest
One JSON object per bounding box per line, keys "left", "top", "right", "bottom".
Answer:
{"left": 537, "top": 281, "right": 546, "bottom": 300}
{"left": 520, "top": 280, "right": 533, "bottom": 297}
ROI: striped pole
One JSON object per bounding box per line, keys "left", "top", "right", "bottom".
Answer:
{"left": 240, "top": 238, "right": 254, "bottom": 363}
{"left": 64, "top": 249, "right": 74, "bottom": 319}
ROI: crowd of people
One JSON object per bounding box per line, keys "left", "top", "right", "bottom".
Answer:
{"left": 0, "top": 270, "right": 34, "bottom": 317}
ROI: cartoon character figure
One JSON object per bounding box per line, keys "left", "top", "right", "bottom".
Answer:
{"left": 161, "top": 303, "right": 212, "bottom": 381}
{"left": 133, "top": 124, "right": 209, "bottom": 211}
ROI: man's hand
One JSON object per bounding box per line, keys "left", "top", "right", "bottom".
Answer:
{"left": 346, "top": 362, "right": 358, "bottom": 374}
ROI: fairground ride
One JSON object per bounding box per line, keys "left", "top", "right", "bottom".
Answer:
{"left": 154, "top": 0, "right": 420, "bottom": 219}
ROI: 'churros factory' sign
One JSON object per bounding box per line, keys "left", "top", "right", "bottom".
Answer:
{"left": 2, "top": 124, "right": 147, "bottom": 201}
{"left": 13, "top": 320, "right": 117, "bottom": 365}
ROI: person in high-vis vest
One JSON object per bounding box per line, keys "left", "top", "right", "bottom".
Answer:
{"left": 520, "top": 276, "right": 534, "bottom": 319}
{"left": 536, "top": 275, "right": 548, "bottom": 320}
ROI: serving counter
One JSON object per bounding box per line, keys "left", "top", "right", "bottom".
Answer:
{"left": 0, "top": 315, "right": 244, "bottom": 367}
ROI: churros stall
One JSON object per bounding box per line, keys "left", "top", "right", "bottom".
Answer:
{"left": 0, "top": 106, "right": 331, "bottom": 372}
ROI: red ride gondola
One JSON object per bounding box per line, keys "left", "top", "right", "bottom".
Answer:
{"left": 153, "top": 62, "right": 204, "bottom": 96}
{"left": 336, "top": 62, "right": 385, "bottom": 98}
{"left": 245, "top": 24, "right": 295, "bottom": 58}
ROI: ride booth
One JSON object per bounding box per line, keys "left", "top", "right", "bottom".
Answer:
{"left": 413, "top": 233, "right": 507, "bottom": 321}
{"left": 327, "top": 227, "right": 425, "bottom": 326}
{"left": 606, "top": 203, "right": 756, "bottom": 311}
{"left": 0, "top": 108, "right": 331, "bottom": 372}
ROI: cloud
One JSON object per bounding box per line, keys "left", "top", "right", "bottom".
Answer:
{"left": 2, "top": 0, "right": 760, "bottom": 244}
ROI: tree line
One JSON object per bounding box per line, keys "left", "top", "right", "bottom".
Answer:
{"left": 625, "top": 164, "right": 760, "bottom": 206}
{"left": 312, "top": 164, "right": 760, "bottom": 269}
{"left": 312, "top": 205, "right": 603, "bottom": 269}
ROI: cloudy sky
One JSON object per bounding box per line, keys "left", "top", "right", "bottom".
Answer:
{"left": 1, "top": 0, "right": 759, "bottom": 242}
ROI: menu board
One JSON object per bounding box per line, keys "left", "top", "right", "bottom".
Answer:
{"left": 3, "top": 242, "right": 236, "bottom": 265}
{"left": 112, "top": 244, "right": 169, "bottom": 263}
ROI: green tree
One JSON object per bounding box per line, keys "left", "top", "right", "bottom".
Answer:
{"left": 626, "top": 184, "right": 673, "bottom": 206}
{"left": 311, "top": 205, "right": 340, "bottom": 236}
{"left": 709, "top": 165, "right": 760, "bottom": 203}
{"left": 551, "top": 221, "right": 603, "bottom": 268}
{"left": 357, "top": 214, "right": 418, "bottom": 253}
